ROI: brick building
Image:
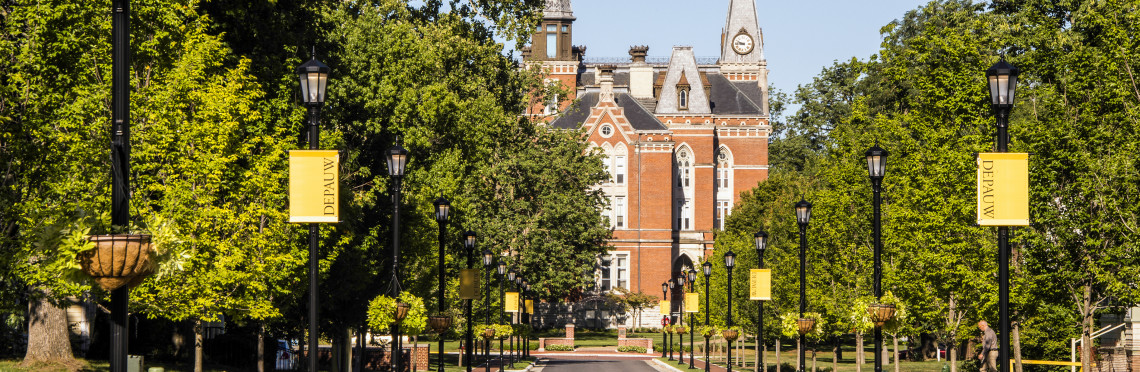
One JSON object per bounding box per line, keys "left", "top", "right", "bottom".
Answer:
{"left": 524, "top": 0, "right": 771, "bottom": 327}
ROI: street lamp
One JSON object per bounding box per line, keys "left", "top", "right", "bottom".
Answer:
{"left": 987, "top": 58, "right": 1019, "bottom": 372}
{"left": 701, "top": 261, "right": 712, "bottom": 372}
{"left": 496, "top": 260, "right": 506, "bottom": 367}
{"left": 676, "top": 273, "right": 687, "bottom": 365}
{"left": 668, "top": 279, "right": 677, "bottom": 361}
{"left": 661, "top": 281, "right": 669, "bottom": 359}
{"left": 754, "top": 230, "right": 768, "bottom": 372}
{"left": 482, "top": 250, "right": 494, "bottom": 366}
{"left": 386, "top": 141, "right": 409, "bottom": 372}
{"left": 687, "top": 268, "right": 697, "bottom": 369}
{"left": 432, "top": 197, "right": 451, "bottom": 372}
{"left": 794, "top": 198, "right": 812, "bottom": 372}
{"left": 296, "top": 52, "right": 330, "bottom": 372}
{"left": 724, "top": 250, "right": 737, "bottom": 372}
{"left": 865, "top": 143, "right": 891, "bottom": 372}
{"left": 462, "top": 231, "right": 477, "bottom": 372}
{"left": 507, "top": 269, "right": 517, "bottom": 368}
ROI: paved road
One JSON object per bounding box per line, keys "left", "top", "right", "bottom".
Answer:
{"left": 533, "top": 355, "right": 666, "bottom": 372}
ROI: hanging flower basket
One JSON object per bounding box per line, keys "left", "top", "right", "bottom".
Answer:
{"left": 481, "top": 328, "right": 497, "bottom": 340}
{"left": 721, "top": 329, "right": 740, "bottom": 342}
{"left": 674, "top": 325, "right": 689, "bottom": 334}
{"left": 428, "top": 315, "right": 453, "bottom": 334}
{"left": 80, "top": 234, "right": 155, "bottom": 291}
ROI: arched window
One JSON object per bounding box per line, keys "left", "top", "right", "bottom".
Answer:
{"left": 675, "top": 146, "right": 695, "bottom": 230}
{"left": 614, "top": 144, "right": 628, "bottom": 184}
{"left": 678, "top": 89, "right": 689, "bottom": 110}
{"left": 715, "top": 146, "right": 734, "bottom": 229}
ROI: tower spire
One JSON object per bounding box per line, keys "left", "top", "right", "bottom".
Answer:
{"left": 720, "top": 0, "right": 763, "bottom": 63}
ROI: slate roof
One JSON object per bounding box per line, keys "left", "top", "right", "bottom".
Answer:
{"left": 580, "top": 72, "right": 629, "bottom": 87}
{"left": 706, "top": 73, "right": 763, "bottom": 115}
{"left": 549, "top": 92, "right": 667, "bottom": 131}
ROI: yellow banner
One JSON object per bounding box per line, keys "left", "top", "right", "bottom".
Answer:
{"left": 459, "top": 269, "right": 479, "bottom": 300}
{"left": 525, "top": 300, "right": 534, "bottom": 314}
{"left": 684, "top": 293, "right": 699, "bottom": 313}
{"left": 505, "top": 292, "right": 519, "bottom": 313}
{"left": 659, "top": 300, "right": 670, "bottom": 315}
{"left": 977, "top": 153, "right": 1030, "bottom": 226}
{"left": 750, "top": 269, "right": 771, "bottom": 300}
{"left": 289, "top": 150, "right": 339, "bottom": 223}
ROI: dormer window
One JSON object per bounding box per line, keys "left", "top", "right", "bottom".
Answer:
{"left": 678, "top": 89, "right": 689, "bottom": 110}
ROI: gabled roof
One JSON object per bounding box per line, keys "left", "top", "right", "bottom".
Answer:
{"left": 706, "top": 74, "right": 763, "bottom": 115}
{"left": 549, "top": 92, "right": 667, "bottom": 131}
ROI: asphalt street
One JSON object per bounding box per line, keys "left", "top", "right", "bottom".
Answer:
{"left": 533, "top": 356, "right": 666, "bottom": 372}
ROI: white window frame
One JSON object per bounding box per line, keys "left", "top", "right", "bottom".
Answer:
{"left": 598, "top": 252, "right": 630, "bottom": 292}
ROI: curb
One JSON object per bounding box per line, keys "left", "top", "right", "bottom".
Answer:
{"left": 531, "top": 353, "right": 657, "bottom": 358}
{"left": 650, "top": 358, "right": 686, "bottom": 372}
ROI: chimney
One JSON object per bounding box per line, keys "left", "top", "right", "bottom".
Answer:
{"left": 629, "top": 45, "right": 648, "bottom": 63}
{"left": 628, "top": 45, "right": 653, "bottom": 99}
{"left": 598, "top": 65, "right": 616, "bottom": 103}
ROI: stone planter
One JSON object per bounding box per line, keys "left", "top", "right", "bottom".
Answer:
{"left": 80, "top": 234, "right": 154, "bottom": 291}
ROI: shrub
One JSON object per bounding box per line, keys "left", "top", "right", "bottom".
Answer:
{"left": 545, "top": 344, "right": 574, "bottom": 351}
{"left": 617, "top": 345, "right": 647, "bottom": 353}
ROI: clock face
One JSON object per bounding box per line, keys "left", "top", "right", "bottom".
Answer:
{"left": 732, "top": 33, "right": 754, "bottom": 55}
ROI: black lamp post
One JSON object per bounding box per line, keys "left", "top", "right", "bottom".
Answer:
{"left": 661, "top": 281, "right": 669, "bottom": 359}
{"left": 987, "top": 58, "right": 1019, "bottom": 372}
{"left": 109, "top": 1, "right": 137, "bottom": 370}
{"left": 482, "top": 249, "right": 494, "bottom": 367}
{"left": 687, "top": 268, "right": 697, "bottom": 369}
{"left": 864, "top": 143, "right": 890, "bottom": 372}
{"left": 463, "top": 231, "right": 477, "bottom": 372}
{"left": 724, "top": 250, "right": 737, "bottom": 372}
{"left": 507, "top": 269, "right": 516, "bottom": 368}
{"left": 702, "top": 261, "right": 712, "bottom": 372}
{"left": 433, "top": 198, "right": 451, "bottom": 372}
{"left": 754, "top": 230, "right": 768, "bottom": 372}
{"left": 668, "top": 279, "right": 677, "bottom": 361}
{"left": 496, "top": 260, "right": 506, "bottom": 368}
{"left": 386, "top": 141, "right": 409, "bottom": 372}
{"left": 676, "top": 273, "right": 686, "bottom": 364}
{"left": 296, "top": 51, "right": 330, "bottom": 372}
{"left": 794, "top": 198, "right": 812, "bottom": 372}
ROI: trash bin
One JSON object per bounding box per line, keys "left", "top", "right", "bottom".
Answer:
{"left": 127, "top": 355, "right": 144, "bottom": 372}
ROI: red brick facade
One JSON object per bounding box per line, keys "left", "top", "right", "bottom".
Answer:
{"left": 528, "top": 0, "right": 771, "bottom": 328}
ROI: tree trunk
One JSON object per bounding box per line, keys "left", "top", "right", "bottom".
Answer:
{"left": 1012, "top": 321, "right": 1023, "bottom": 372}
{"left": 195, "top": 320, "right": 204, "bottom": 372}
{"left": 21, "top": 294, "right": 75, "bottom": 364}
{"left": 833, "top": 337, "right": 839, "bottom": 372}
{"left": 258, "top": 322, "right": 265, "bottom": 372}
{"left": 811, "top": 347, "right": 817, "bottom": 372}
{"left": 893, "top": 333, "right": 900, "bottom": 372}
{"left": 949, "top": 294, "right": 957, "bottom": 372}
{"left": 1081, "top": 283, "right": 1093, "bottom": 372}
{"left": 855, "top": 332, "right": 863, "bottom": 372}
{"left": 775, "top": 336, "right": 781, "bottom": 371}
{"left": 298, "top": 331, "right": 306, "bottom": 370}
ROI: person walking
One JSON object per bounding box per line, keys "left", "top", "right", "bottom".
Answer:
{"left": 977, "top": 321, "right": 998, "bottom": 372}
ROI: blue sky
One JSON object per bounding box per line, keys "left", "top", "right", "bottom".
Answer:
{"left": 562, "top": 0, "right": 931, "bottom": 98}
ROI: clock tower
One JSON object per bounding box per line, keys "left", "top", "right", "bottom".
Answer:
{"left": 719, "top": 0, "right": 769, "bottom": 114}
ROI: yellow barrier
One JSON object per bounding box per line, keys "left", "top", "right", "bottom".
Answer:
{"left": 1010, "top": 360, "right": 1093, "bottom": 370}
